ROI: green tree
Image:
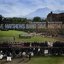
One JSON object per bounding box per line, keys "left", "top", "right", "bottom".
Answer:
{"left": 22, "top": 18, "right": 28, "bottom": 29}
{"left": 0, "top": 15, "right": 5, "bottom": 29}
{"left": 33, "top": 17, "right": 41, "bottom": 33}
{"left": 33, "top": 17, "right": 41, "bottom": 22}
{"left": 0, "top": 15, "right": 3, "bottom": 23}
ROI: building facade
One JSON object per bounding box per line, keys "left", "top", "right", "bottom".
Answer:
{"left": 47, "top": 12, "right": 64, "bottom": 29}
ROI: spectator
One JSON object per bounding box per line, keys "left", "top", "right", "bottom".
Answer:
{"left": 29, "top": 52, "right": 31, "bottom": 60}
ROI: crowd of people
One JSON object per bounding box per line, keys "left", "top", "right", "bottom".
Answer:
{"left": 0, "top": 41, "right": 64, "bottom": 61}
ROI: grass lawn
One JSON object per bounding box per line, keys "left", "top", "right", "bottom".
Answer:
{"left": 17, "top": 36, "right": 57, "bottom": 42}
{"left": 0, "top": 57, "right": 64, "bottom": 64}
{"left": 28, "top": 57, "right": 64, "bottom": 64}
{"left": 0, "top": 30, "right": 64, "bottom": 42}
{"left": 0, "top": 30, "right": 26, "bottom": 37}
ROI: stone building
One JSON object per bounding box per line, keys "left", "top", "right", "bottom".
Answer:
{"left": 47, "top": 12, "right": 64, "bottom": 29}
{"left": 47, "top": 22, "right": 62, "bottom": 29}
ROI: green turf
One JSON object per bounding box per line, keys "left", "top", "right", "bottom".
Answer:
{"left": 0, "top": 30, "right": 64, "bottom": 42}
{"left": 0, "top": 57, "right": 64, "bottom": 64}
{"left": 27, "top": 57, "right": 64, "bottom": 64}
{"left": 0, "top": 30, "right": 26, "bottom": 37}
{"left": 16, "top": 36, "right": 57, "bottom": 42}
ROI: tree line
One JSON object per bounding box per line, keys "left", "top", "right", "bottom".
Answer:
{"left": 0, "top": 15, "right": 46, "bottom": 24}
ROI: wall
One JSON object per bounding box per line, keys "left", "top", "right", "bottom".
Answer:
{"left": 0, "top": 22, "right": 63, "bottom": 29}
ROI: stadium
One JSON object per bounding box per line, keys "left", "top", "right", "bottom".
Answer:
{"left": 0, "top": 0, "right": 64, "bottom": 64}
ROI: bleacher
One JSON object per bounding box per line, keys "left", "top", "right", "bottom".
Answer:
{"left": 0, "top": 41, "right": 64, "bottom": 57}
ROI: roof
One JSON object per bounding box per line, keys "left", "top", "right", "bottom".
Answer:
{"left": 47, "top": 12, "right": 64, "bottom": 22}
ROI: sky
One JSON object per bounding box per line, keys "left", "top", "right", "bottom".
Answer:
{"left": 0, "top": 0, "right": 64, "bottom": 17}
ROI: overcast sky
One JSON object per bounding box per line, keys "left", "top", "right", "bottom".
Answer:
{"left": 0, "top": 0, "right": 64, "bottom": 17}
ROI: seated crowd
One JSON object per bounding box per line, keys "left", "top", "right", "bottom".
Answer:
{"left": 0, "top": 41, "right": 64, "bottom": 60}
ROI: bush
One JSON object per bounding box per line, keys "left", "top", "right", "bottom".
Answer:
{"left": 59, "top": 29, "right": 64, "bottom": 35}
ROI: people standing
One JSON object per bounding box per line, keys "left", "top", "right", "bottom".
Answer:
{"left": 29, "top": 52, "right": 31, "bottom": 60}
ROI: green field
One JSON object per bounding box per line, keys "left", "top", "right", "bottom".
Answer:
{"left": 0, "top": 57, "right": 64, "bottom": 64}
{"left": 0, "top": 30, "right": 64, "bottom": 42}
{"left": 28, "top": 57, "right": 64, "bottom": 64}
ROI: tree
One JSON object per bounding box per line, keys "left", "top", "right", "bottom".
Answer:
{"left": 0, "top": 15, "right": 5, "bottom": 29}
{"left": 33, "top": 17, "right": 41, "bottom": 22}
{"left": 0, "top": 15, "right": 3, "bottom": 23}
{"left": 33, "top": 17, "right": 41, "bottom": 33}
{"left": 22, "top": 18, "right": 28, "bottom": 29}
